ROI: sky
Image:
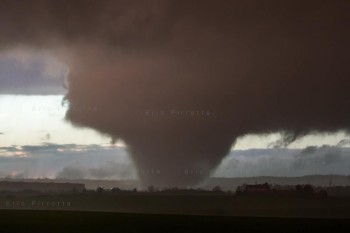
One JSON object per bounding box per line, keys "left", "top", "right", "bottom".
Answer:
{"left": 0, "top": 51, "right": 349, "bottom": 180}
{"left": 1, "top": 1, "right": 350, "bottom": 186}
{"left": 0, "top": 50, "right": 348, "bottom": 149}
{"left": 0, "top": 93, "right": 348, "bottom": 149}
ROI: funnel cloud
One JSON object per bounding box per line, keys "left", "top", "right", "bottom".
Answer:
{"left": 1, "top": 0, "right": 350, "bottom": 187}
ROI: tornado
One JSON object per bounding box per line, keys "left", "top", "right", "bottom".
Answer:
{"left": 1, "top": 0, "right": 350, "bottom": 187}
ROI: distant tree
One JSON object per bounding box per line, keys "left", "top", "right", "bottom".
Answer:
{"left": 303, "top": 185, "right": 314, "bottom": 197}
{"left": 320, "top": 190, "right": 328, "bottom": 198}
{"left": 148, "top": 185, "right": 155, "bottom": 192}
{"left": 296, "top": 184, "right": 302, "bottom": 193}
{"left": 96, "top": 187, "right": 104, "bottom": 193}
{"left": 212, "top": 186, "right": 222, "bottom": 192}
{"left": 235, "top": 187, "right": 242, "bottom": 195}
{"left": 111, "top": 187, "right": 121, "bottom": 193}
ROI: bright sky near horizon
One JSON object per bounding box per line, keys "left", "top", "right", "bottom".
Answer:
{"left": 0, "top": 95, "right": 348, "bottom": 149}
{"left": 0, "top": 95, "right": 111, "bottom": 147}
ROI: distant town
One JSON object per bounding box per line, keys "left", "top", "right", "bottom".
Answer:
{"left": 1, "top": 176, "right": 350, "bottom": 218}
{"left": 0, "top": 175, "right": 350, "bottom": 197}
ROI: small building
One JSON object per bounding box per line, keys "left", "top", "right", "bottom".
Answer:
{"left": 237, "top": 183, "right": 270, "bottom": 194}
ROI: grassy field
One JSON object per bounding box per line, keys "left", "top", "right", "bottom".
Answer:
{"left": 1, "top": 193, "right": 350, "bottom": 218}
{"left": 0, "top": 209, "right": 349, "bottom": 233}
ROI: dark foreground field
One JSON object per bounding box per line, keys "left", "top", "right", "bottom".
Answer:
{"left": 0, "top": 209, "right": 349, "bottom": 233}
{"left": 2, "top": 194, "right": 350, "bottom": 218}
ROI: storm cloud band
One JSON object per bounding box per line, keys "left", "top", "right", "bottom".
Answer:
{"left": 1, "top": 0, "right": 350, "bottom": 187}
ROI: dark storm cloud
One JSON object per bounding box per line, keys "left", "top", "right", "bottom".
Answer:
{"left": 0, "top": 143, "right": 135, "bottom": 179}
{"left": 1, "top": 0, "right": 350, "bottom": 186}
{"left": 20, "top": 143, "right": 86, "bottom": 153}
{"left": 0, "top": 52, "right": 67, "bottom": 94}
{"left": 55, "top": 166, "right": 85, "bottom": 179}
{"left": 215, "top": 146, "right": 350, "bottom": 177}
{"left": 337, "top": 139, "right": 350, "bottom": 147}
{"left": 56, "top": 161, "right": 135, "bottom": 180}
{"left": 267, "top": 132, "right": 300, "bottom": 149}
